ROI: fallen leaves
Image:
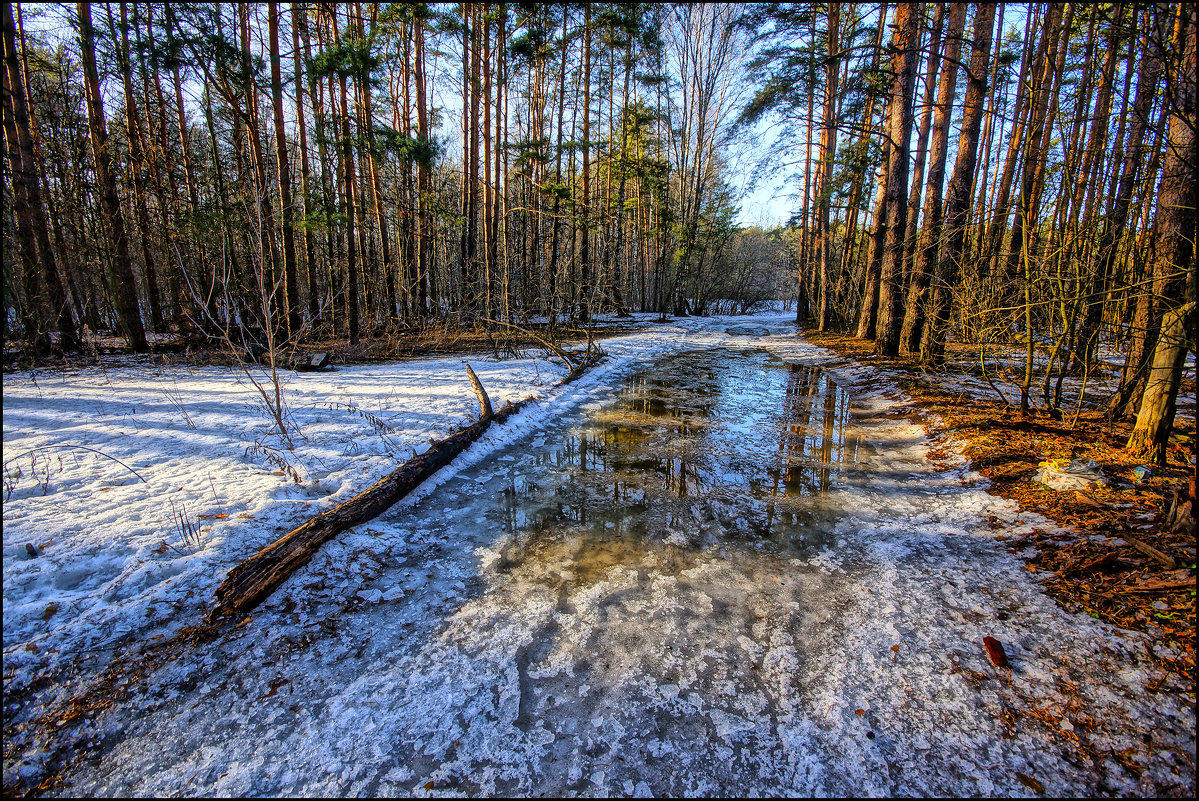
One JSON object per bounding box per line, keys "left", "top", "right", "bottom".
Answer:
{"left": 982, "top": 636, "right": 1009, "bottom": 667}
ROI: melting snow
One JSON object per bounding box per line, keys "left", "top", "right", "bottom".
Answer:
{"left": 2, "top": 311, "right": 1193, "bottom": 796}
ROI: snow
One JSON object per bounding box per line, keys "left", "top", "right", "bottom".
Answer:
{"left": 3, "top": 311, "right": 1194, "bottom": 796}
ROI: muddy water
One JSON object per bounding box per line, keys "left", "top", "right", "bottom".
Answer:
{"left": 490, "top": 349, "right": 862, "bottom": 589}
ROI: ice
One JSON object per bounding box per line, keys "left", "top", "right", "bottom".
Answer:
{"left": 3, "top": 311, "right": 1193, "bottom": 797}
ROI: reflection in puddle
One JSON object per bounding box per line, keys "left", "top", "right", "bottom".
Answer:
{"left": 489, "top": 350, "right": 865, "bottom": 586}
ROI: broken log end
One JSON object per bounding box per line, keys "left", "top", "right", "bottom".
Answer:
{"left": 465, "top": 363, "right": 494, "bottom": 420}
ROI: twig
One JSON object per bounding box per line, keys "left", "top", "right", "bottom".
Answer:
{"left": 2, "top": 445, "right": 147, "bottom": 483}
{"left": 1068, "top": 355, "right": 1092, "bottom": 430}
{"left": 980, "top": 337, "right": 1010, "bottom": 407}
{"left": 479, "top": 317, "right": 577, "bottom": 370}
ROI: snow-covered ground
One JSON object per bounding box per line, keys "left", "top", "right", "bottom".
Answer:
{"left": 3, "top": 312, "right": 1194, "bottom": 796}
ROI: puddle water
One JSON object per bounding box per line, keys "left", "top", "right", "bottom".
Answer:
{"left": 479, "top": 349, "right": 867, "bottom": 586}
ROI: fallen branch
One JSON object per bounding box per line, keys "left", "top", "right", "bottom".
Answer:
{"left": 1125, "top": 537, "right": 1177, "bottom": 570}
{"left": 209, "top": 365, "right": 519, "bottom": 621}
{"left": 479, "top": 316, "right": 606, "bottom": 384}
{"left": 561, "top": 350, "right": 606, "bottom": 385}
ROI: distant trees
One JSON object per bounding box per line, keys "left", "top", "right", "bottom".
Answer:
{"left": 2, "top": 1, "right": 762, "bottom": 357}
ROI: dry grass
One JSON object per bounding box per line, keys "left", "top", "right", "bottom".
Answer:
{"left": 3, "top": 319, "right": 650, "bottom": 373}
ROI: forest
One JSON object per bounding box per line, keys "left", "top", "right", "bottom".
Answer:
{"left": 2, "top": 2, "right": 1195, "bottom": 462}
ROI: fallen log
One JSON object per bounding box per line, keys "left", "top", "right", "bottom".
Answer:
{"left": 209, "top": 365, "right": 525, "bottom": 621}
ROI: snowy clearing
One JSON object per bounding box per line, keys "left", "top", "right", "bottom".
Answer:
{"left": 3, "top": 312, "right": 1194, "bottom": 796}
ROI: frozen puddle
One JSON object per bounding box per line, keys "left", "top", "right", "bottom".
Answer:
{"left": 53, "top": 349, "right": 1193, "bottom": 797}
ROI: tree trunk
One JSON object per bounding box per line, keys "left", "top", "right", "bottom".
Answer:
{"left": 77, "top": 2, "right": 148, "bottom": 352}
{"left": 855, "top": 143, "right": 889, "bottom": 340}
{"left": 873, "top": 2, "right": 920, "bottom": 357}
{"left": 899, "top": 2, "right": 945, "bottom": 290}
{"left": 1127, "top": 2, "right": 1197, "bottom": 465}
{"left": 115, "top": 2, "right": 163, "bottom": 332}
{"left": 331, "top": 8, "right": 360, "bottom": 343}
{"left": 291, "top": 2, "right": 320, "bottom": 323}
{"left": 900, "top": 1, "right": 966, "bottom": 353}
{"left": 578, "top": 3, "right": 592, "bottom": 321}
{"left": 980, "top": 4, "right": 1038, "bottom": 279}
{"left": 414, "top": 14, "right": 430, "bottom": 316}
{"left": 268, "top": 1, "right": 301, "bottom": 339}
{"left": 1076, "top": 7, "right": 1165, "bottom": 375}
{"left": 816, "top": 3, "right": 840, "bottom": 331}
{"left": 922, "top": 4, "right": 997, "bottom": 364}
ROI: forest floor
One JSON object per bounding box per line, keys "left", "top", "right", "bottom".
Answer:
{"left": 3, "top": 310, "right": 1195, "bottom": 796}
{"left": 804, "top": 330, "right": 1197, "bottom": 688}
{"left": 1, "top": 316, "right": 651, "bottom": 372}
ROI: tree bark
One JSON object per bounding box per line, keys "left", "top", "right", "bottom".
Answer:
{"left": 873, "top": 2, "right": 921, "bottom": 356}
{"left": 922, "top": 4, "right": 997, "bottom": 364}
{"left": 77, "top": 2, "right": 148, "bottom": 352}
